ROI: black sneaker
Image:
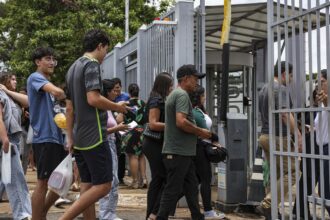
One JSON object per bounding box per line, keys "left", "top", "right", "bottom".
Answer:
{"left": 255, "top": 205, "right": 271, "bottom": 220}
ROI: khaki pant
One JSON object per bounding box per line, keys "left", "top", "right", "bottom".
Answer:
{"left": 259, "top": 134, "right": 296, "bottom": 209}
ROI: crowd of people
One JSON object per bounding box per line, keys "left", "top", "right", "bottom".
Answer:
{"left": 0, "top": 29, "right": 226, "bottom": 220}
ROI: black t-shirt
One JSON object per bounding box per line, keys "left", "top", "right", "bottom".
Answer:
{"left": 147, "top": 96, "right": 165, "bottom": 124}
{"left": 66, "top": 56, "right": 107, "bottom": 150}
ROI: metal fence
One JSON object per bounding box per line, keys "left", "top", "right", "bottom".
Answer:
{"left": 101, "top": 19, "right": 176, "bottom": 100}
{"left": 267, "top": 0, "right": 330, "bottom": 219}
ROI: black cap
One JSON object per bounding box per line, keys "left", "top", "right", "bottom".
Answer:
{"left": 176, "top": 64, "right": 206, "bottom": 79}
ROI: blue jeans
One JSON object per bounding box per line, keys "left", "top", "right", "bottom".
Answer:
{"left": 99, "top": 138, "right": 119, "bottom": 220}
{"left": 0, "top": 133, "right": 32, "bottom": 220}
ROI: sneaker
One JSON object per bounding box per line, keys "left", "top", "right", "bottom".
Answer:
{"left": 255, "top": 205, "right": 271, "bottom": 220}
{"left": 54, "top": 197, "right": 72, "bottom": 207}
{"left": 113, "top": 217, "right": 123, "bottom": 220}
{"left": 204, "top": 210, "right": 225, "bottom": 219}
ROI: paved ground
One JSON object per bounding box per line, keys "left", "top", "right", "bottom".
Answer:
{"left": 0, "top": 168, "right": 264, "bottom": 220}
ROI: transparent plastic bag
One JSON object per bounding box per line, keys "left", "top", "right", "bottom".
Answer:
{"left": 1, "top": 143, "right": 12, "bottom": 184}
{"left": 48, "top": 154, "right": 72, "bottom": 197}
{"left": 26, "top": 125, "right": 33, "bottom": 144}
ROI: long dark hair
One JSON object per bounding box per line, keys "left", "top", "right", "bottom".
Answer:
{"left": 149, "top": 72, "right": 173, "bottom": 100}
{"left": 189, "top": 84, "right": 206, "bottom": 113}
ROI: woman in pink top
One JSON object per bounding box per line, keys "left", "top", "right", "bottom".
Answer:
{"left": 98, "top": 79, "right": 129, "bottom": 220}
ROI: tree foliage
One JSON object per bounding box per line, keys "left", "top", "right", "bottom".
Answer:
{"left": 0, "top": 0, "right": 162, "bottom": 87}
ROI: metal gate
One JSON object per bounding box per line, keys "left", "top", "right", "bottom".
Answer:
{"left": 267, "top": 0, "right": 330, "bottom": 219}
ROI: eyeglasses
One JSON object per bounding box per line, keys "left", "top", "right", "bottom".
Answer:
{"left": 43, "top": 56, "right": 58, "bottom": 66}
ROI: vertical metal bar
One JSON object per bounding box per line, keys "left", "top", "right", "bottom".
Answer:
{"left": 159, "top": 25, "right": 162, "bottom": 74}
{"left": 267, "top": 1, "right": 277, "bottom": 219}
{"left": 289, "top": 1, "right": 299, "bottom": 219}
{"left": 125, "top": 0, "right": 129, "bottom": 41}
{"left": 201, "top": 0, "right": 206, "bottom": 76}
{"left": 147, "top": 28, "right": 149, "bottom": 96}
{"left": 298, "top": 0, "right": 309, "bottom": 218}
{"left": 152, "top": 25, "right": 156, "bottom": 78}
{"left": 306, "top": 1, "right": 316, "bottom": 219}
{"left": 165, "top": 25, "right": 167, "bottom": 72}
{"left": 158, "top": 25, "right": 161, "bottom": 74}
{"left": 162, "top": 25, "right": 165, "bottom": 72}
{"left": 315, "top": 1, "right": 326, "bottom": 219}
{"left": 327, "top": 0, "right": 330, "bottom": 213}
{"left": 278, "top": 1, "right": 286, "bottom": 218}
{"left": 283, "top": 2, "right": 292, "bottom": 220}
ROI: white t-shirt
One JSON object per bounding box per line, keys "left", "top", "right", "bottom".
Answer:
{"left": 315, "top": 104, "right": 329, "bottom": 146}
{"left": 203, "top": 112, "right": 212, "bottom": 130}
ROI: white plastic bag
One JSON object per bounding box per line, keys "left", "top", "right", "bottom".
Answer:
{"left": 1, "top": 143, "right": 12, "bottom": 184}
{"left": 26, "top": 125, "right": 33, "bottom": 144}
{"left": 48, "top": 154, "right": 72, "bottom": 197}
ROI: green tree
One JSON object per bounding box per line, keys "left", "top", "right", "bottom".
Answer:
{"left": 0, "top": 0, "right": 160, "bottom": 87}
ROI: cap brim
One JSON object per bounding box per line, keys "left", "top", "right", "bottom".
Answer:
{"left": 197, "top": 73, "right": 206, "bottom": 79}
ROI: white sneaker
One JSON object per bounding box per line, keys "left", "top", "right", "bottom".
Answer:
{"left": 54, "top": 197, "right": 72, "bottom": 207}
{"left": 113, "top": 216, "right": 123, "bottom": 220}
{"left": 204, "top": 210, "right": 225, "bottom": 219}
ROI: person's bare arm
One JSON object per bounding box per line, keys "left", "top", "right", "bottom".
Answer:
{"left": 66, "top": 100, "right": 74, "bottom": 153}
{"left": 107, "top": 123, "right": 129, "bottom": 134}
{"left": 0, "top": 84, "right": 28, "bottom": 107}
{"left": 86, "top": 90, "right": 127, "bottom": 113}
{"left": 281, "top": 112, "right": 302, "bottom": 152}
{"left": 176, "top": 112, "right": 211, "bottom": 139}
{"left": 42, "top": 82, "right": 66, "bottom": 100}
{"left": 0, "top": 104, "right": 10, "bottom": 153}
{"left": 149, "top": 108, "right": 165, "bottom": 131}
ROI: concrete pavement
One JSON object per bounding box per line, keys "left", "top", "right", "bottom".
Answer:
{"left": 0, "top": 168, "right": 263, "bottom": 220}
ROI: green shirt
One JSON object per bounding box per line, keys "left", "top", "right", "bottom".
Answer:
{"left": 162, "top": 88, "right": 197, "bottom": 156}
{"left": 192, "top": 108, "right": 207, "bottom": 129}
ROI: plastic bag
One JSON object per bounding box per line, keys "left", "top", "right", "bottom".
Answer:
{"left": 48, "top": 154, "right": 72, "bottom": 198}
{"left": 1, "top": 143, "right": 12, "bottom": 184}
{"left": 26, "top": 125, "right": 33, "bottom": 144}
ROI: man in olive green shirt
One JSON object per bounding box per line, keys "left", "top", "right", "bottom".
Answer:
{"left": 157, "top": 65, "right": 211, "bottom": 220}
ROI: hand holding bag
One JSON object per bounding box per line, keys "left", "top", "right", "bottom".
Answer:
{"left": 48, "top": 154, "right": 73, "bottom": 198}
{"left": 143, "top": 123, "right": 162, "bottom": 140}
{"left": 200, "top": 140, "right": 228, "bottom": 163}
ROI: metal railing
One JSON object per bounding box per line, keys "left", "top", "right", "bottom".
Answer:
{"left": 267, "top": 0, "right": 330, "bottom": 219}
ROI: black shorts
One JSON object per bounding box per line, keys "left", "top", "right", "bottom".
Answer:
{"left": 33, "top": 142, "right": 67, "bottom": 180}
{"left": 74, "top": 141, "right": 113, "bottom": 185}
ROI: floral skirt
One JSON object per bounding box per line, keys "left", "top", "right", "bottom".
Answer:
{"left": 121, "top": 125, "right": 144, "bottom": 156}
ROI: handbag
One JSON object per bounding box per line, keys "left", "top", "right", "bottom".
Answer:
{"left": 200, "top": 140, "right": 228, "bottom": 163}
{"left": 143, "top": 123, "right": 162, "bottom": 140}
